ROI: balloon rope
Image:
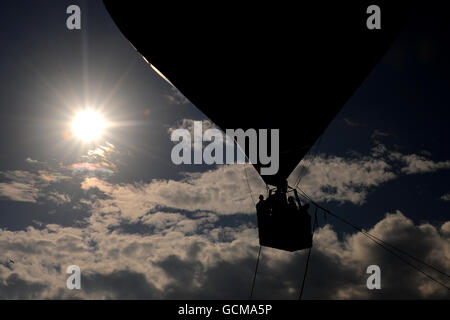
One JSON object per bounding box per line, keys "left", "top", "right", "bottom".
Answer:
{"left": 249, "top": 245, "right": 262, "bottom": 299}
{"left": 298, "top": 206, "right": 318, "bottom": 300}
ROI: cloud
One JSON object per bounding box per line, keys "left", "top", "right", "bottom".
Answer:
{"left": 81, "top": 164, "right": 263, "bottom": 221}
{"left": 289, "top": 140, "right": 450, "bottom": 205}
{"left": 68, "top": 163, "right": 114, "bottom": 176}
{"left": 1, "top": 133, "right": 449, "bottom": 299}
{"left": 81, "top": 138, "right": 450, "bottom": 213}
{"left": 317, "top": 211, "right": 449, "bottom": 299}
{"left": 0, "top": 143, "right": 120, "bottom": 205}
{"left": 167, "top": 125, "right": 450, "bottom": 207}
{"left": 2, "top": 170, "right": 38, "bottom": 184}
{"left": 289, "top": 155, "right": 396, "bottom": 205}
{"left": 369, "top": 138, "right": 450, "bottom": 175}
{"left": 395, "top": 154, "right": 450, "bottom": 174}
{"left": 0, "top": 181, "right": 39, "bottom": 203}
{"left": 168, "top": 119, "right": 218, "bottom": 146}
{"left": 168, "top": 118, "right": 243, "bottom": 158}
{"left": 38, "top": 170, "right": 71, "bottom": 183}
{"left": 343, "top": 118, "right": 362, "bottom": 127}
{"left": 0, "top": 171, "right": 41, "bottom": 202}
{"left": 0, "top": 209, "right": 447, "bottom": 299}
{"left": 0, "top": 170, "right": 73, "bottom": 205}
{"left": 0, "top": 273, "right": 46, "bottom": 299}
{"left": 170, "top": 119, "right": 217, "bottom": 132}
{"left": 25, "top": 158, "right": 39, "bottom": 164}
{"left": 165, "top": 87, "right": 190, "bottom": 105}
{"left": 69, "top": 143, "right": 118, "bottom": 176}
{"left": 371, "top": 129, "right": 391, "bottom": 139}
{"left": 46, "top": 192, "right": 71, "bottom": 206}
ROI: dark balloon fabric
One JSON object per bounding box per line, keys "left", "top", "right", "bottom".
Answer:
{"left": 103, "top": 1, "right": 412, "bottom": 186}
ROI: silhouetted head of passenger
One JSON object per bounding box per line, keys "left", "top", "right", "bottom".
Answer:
{"left": 288, "top": 196, "right": 295, "bottom": 204}
{"left": 259, "top": 194, "right": 264, "bottom": 201}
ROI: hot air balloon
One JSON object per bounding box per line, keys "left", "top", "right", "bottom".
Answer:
{"left": 103, "top": 1, "right": 411, "bottom": 251}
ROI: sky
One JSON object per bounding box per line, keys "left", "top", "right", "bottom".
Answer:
{"left": 0, "top": 1, "right": 448, "bottom": 299}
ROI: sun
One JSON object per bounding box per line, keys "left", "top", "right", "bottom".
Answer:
{"left": 72, "top": 110, "right": 106, "bottom": 141}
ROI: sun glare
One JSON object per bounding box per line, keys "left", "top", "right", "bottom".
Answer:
{"left": 72, "top": 110, "right": 106, "bottom": 141}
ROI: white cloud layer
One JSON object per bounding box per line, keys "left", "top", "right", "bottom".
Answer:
{"left": 81, "top": 164, "right": 263, "bottom": 220}
{"left": 0, "top": 210, "right": 448, "bottom": 299}
{"left": 0, "top": 135, "right": 449, "bottom": 299}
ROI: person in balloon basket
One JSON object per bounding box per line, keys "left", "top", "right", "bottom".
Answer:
{"left": 256, "top": 194, "right": 269, "bottom": 217}
{"left": 263, "top": 187, "right": 288, "bottom": 215}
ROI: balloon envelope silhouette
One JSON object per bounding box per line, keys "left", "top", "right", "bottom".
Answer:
{"left": 103, "top": 1, "right": 410, "bottom": 186}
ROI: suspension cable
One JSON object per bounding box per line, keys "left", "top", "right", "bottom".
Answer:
{"left": 249, "top": 245, "right": 262, "bottom": 299}
{"left": 243, "top": 163, "right": 256, "bottom": 205}
{"left": 297, "top": 187, "right": 449, "bottom": 279}
{"left": 298, "top": 206, "right": 318, "bottom": 300}
{"left": 296, "top": 187, "right": 450, "bottom": 291}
